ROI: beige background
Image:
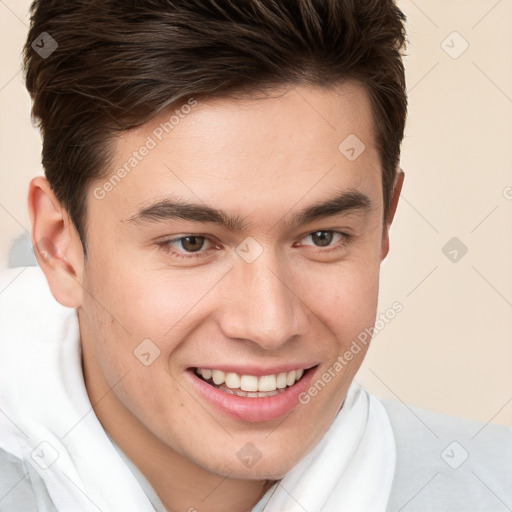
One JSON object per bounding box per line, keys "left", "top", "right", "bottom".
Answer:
{"left": 1, "top": 0, "right": 511, "bottom": 427}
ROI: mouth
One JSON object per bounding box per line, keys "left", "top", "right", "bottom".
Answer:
{"left": 186, "top": 364, "right": 319, "bottom": 422}
{"left": 193, "top": 367, "right": 308, "bottom": 397}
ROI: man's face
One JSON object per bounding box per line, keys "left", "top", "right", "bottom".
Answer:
{"left": 79, "top": 82, "right": 388, "bottom": 479}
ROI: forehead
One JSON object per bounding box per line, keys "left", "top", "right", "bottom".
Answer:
{"left": 88, "top": 82, "right": 381, "bottom": 230}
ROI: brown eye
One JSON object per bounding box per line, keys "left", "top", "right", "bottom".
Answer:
{"left": 310, "top": 231, "right": 334, "bottom": 247}
{"left": 179, "top": 236, "right": 206, "bottom": 252}
{"left": 157, "top": 234, "right": 216, "bottom": 260}
{"left": 297, "top": 231, "right": 351, "bottom": 256}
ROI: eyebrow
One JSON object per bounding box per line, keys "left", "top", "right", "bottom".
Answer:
{"left": 124, "top": 189, "right": 372, "bottom": 231}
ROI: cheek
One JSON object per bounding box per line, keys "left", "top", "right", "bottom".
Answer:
{"left": 122, "top": 266, "right": 233, "bottom": 342}
{"left": 85, "top": 240, "right": 224, "bottom": 339}
{"left": 79, "top": 272, "right": 191, "bottom": 422}
{"left": 299, "top": 253, "right": 381, "bottom": 343}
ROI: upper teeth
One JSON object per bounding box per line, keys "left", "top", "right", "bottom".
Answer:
{"left": 196, "top": 368, "right": 304, "bottom": 392}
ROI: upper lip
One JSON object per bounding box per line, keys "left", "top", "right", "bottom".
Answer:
{"left": 189, "top": 363, "right": 319, "bottom": 377}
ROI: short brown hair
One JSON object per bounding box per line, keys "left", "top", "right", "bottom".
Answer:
{"left": 23, "top": 0, "right": 407, "bottom": 256}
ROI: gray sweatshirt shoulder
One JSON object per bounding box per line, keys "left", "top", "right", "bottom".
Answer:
{"left": 0, "top": 447, "right": 57, "bottom": 512}
{"left": 380, "top": 397, "right": 512, "bottom": 512}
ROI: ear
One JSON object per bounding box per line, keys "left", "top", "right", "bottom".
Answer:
{"left": 27, "top": 176, "right": 85, "bottom": 308}
{"left": 381, "top": 168, "right": 404, "bottom": 261}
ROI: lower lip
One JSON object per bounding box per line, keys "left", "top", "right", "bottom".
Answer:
{"left": 186, "top": 368, "right": 317, "bottom": 423}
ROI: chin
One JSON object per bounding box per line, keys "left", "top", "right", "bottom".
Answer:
{"left": 183, "top": 438, "right": 302, "bottom": 481}
{"left": 217, "top": 457, "right": 296, "bottom": 482}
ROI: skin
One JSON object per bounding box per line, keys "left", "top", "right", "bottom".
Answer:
{"left": 28, "top": 81, "right": 403, "bottom": 512}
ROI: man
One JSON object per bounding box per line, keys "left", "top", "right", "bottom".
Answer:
{"left": 0, "top": 1, "right": 510, "bottom": 511}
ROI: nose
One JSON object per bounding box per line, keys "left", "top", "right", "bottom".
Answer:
{"left": 218, "top": 251, "right": 308, "bottom": 350}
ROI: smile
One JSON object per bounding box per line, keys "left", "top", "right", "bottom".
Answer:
{"left": 187, "top": 363, "right": 319, "bottom": 422}
{"left": 195, "top": 367, "right": 305, "bottom": 397}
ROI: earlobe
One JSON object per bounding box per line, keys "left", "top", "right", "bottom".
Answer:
{"left": 27, "top": 176, "right": 85, "bottom": 308}
{"left": 381, "top": 168, "right": 405, "bottom": 261}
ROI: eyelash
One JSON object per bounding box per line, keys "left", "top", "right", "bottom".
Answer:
{"left": 156, "top": 231, "right": 351, "bottom": 260}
